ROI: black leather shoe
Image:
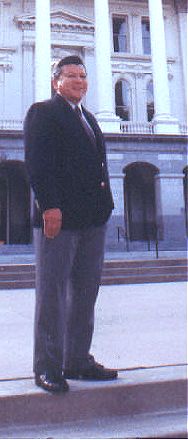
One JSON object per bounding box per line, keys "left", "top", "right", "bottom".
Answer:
{"left": 35, "top": 373, "right": 69, "bottom": 392}
{"left": 64, "top": 362, "right": 118, "bottom": 381}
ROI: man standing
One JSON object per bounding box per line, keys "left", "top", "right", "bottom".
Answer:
{"left": 24, "top": 55, "right": 118, "bottom": 393}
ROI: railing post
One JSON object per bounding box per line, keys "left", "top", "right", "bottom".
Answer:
{"left": 117, "top": 227, "right": 120, "bottom": 242}
{"left": 156, "top": 239, "right": 159, "bottom": 259}
{"left": 125, "top": 234, "right": 129, "bottom": 252}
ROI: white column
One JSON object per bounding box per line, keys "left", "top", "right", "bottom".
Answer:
{"left": 176, "top": 4, "right": 187, "bottom": 100}
{"left": 148, "top": 0, "right": 180, "bottom": 134}
{"left": 84, "top": 47, "right": 96, "bottom": 114}
{"left": 94, "top": 0, "right": 120, "bottom": 133}
{"left": 0, "top": 1, "right": 4, "bottom": 45}
{"left": 22, "top": 42, "right": 34, "bottom": 113}
{"left": 131, "top": 14, "right": 142, "bottom": 54}
{"left": 35, "top": 0, "right": 51, "bottom": 101}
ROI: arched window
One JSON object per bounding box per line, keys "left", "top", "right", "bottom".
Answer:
{"left": 147, "top": 80, "right": 154, "bottom": 121}
{"left": 115, "top": 80, "right": 131, "bottom": 121}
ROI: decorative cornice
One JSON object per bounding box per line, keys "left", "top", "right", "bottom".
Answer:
{"left": 0, "top": 47, "right": 16, "bottom": 53}
{"left": 112, "top": 54, "right": 176, "bottom": 64}
{"left": 49, "top": 9, "right": 93, "bottom": 26}
{"left": 51, "top": 23, "right": 93, "bottom": 33}
{"left": 0, "top": 47, "right": 16, "bottom": 71}
{"left": 14, "top": 9, "right": 94, "bottom": 33}
{"left": 112, "top": 56, "right": 176, "bottom": 76}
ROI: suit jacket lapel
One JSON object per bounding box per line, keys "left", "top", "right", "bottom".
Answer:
{"left": 52, "top": 94, "right": 75, "bottom": 128}
{"left": 52, "top": 94, "right": 103, "bottom": 156}
{"left": 82, "top": 106, "right": 105, "bottom": 154}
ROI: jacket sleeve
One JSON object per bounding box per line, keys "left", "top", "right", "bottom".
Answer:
{"left": 24, "top": 102, "right": 62, "bottom": 212}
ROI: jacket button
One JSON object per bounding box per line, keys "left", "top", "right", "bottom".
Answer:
{"left": 101, "top": 181, "right": 105, "bottom": 188}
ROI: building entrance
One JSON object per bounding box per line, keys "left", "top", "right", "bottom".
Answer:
{"left": 124, "top": 162, "right": 159, "bottom": 242}
{"left": 0, "top": 161, "right": 30, "bottom": 244}
{"left": 183, "top": 166, "right": 188, "bottom": 236}
{"left": 0, "top": 175, "right": 7, "bottom": 244}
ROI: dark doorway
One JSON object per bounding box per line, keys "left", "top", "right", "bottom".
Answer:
{"left": 183, "top": 166, "right": 188, "bottom": 236}
{"left": 0, "top": 161, "right": 30, "bottom": 244}
{"left": 0, "top": 175, "right": 8, "bottom": 244}
{"left": 124, "top": 162, "right": 159, "bottom": 241}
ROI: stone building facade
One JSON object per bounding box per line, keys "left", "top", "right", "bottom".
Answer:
{"left": 0, "top": 0, "right": 187, "bottom": 252}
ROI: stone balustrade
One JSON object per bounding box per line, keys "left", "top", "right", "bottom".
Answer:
{"left": 120, "top": 121, "right": 154, "bottom": 134}
{"left": 0, "top": 119, "right": 187, "bottom": 135}
{"left": 0, "top": 120, "right": 23, "bottom": 130}
{"left": 179, "top": 124, "right": 188, "bottom": 135}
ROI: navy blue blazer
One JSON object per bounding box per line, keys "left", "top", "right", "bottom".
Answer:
{"left": 24, "top": 93, "right": 114, "bottom": 229}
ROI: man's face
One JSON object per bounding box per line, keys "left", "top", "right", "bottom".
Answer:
{"left": 53, "top": 64, "right": 88, "bottom": 104}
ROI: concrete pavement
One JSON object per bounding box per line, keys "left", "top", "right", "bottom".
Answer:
{"left": 0, "top": 366, "right": 187, "bottom": 438}
{"left": 0, "top": 282, "right": 187, "bottom": 379}
{"left": 0, "top": 282, "right": 187, "bottom": 438}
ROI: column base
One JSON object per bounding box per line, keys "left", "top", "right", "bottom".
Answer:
{"left": 153, "top": 114, "right": 180, "bottom": 134}
{"left": 95, "top": 112, "right": 121, "bottom": 133}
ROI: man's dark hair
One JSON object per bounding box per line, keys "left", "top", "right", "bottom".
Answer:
{"left": 52, "top": 55, "right": 86, "bottom": 79}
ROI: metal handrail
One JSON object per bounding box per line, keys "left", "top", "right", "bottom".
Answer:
{"left": 117, "top": 226, "right": 129, "bottom": 252}
{"left": 117, "top": 225, "right": 159, "bottom": 258}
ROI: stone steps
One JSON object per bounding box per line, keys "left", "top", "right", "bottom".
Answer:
{"left": 0, "top": 258, "right": 187, "bottom": 289}
{"left": 0, "top": 366, "right": 187, "bottom": 438}
{"left": 102, "top": 260, "right": 187, "bottom": 285}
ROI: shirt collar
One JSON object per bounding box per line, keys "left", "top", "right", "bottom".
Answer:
{"left": 68, "top": 100, "right": 82, "bottom": 112}
{"left": 56, "top": 93, "right": 82, "bottom": 111}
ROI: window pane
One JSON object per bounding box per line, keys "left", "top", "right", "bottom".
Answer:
{"left": 115, "top": 80, "right": 131, "bottom": 121}
{"left": 142, "top": 18, "right": 151, "bottom": 55}
{"left": 147, "top": 81, "right": 153, "bottom": 102}
{"left": 113, "top": 17, "right": 129, "bottom": 52}
{"left": 122, "top": 81, "right": 130, "bottom": 106}
{"left": 147, "top": 81, "right": 154, "bottom": 121}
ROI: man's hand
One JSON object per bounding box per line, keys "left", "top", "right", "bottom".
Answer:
{"left": 42, "top": 208, "right": 62, "bottom": 239}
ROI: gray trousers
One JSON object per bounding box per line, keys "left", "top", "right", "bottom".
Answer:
{"left": 33, "top": 224, "right": 106, "bottom": 377}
